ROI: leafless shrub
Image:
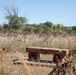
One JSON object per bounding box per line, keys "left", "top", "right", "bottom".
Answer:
{"left": 49, "top": 54, "right": 76, "bottom": 75}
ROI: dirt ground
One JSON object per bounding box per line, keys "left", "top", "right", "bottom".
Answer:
{"left": 0, "top": 52, "right": 53, "bottom": 75}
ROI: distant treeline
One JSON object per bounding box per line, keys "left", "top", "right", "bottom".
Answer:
{"left": 0, "top": 21, "right": 76, "bottom": 36}
{"left": 0, "top": 5, "right": 76, "bottom": 35}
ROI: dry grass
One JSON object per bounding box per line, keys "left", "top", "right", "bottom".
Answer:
{"left": 0, "top": 34, "right": 76, "bottom": 52}
{"left": 0, "top": 34, "right": 76, "bottom": 75}
{"left": 15, "top": 51, "right": 32, "bottom": 75}
{"left": 0, "top": 52, "right": 52, "bottom": 75}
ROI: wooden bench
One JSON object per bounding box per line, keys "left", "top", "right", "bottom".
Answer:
{"left": 26, "top": 47, "right": 69, "bottom": 63}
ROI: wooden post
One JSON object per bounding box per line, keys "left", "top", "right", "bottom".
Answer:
{"left": 28, "top": 52, "right": 40, "bottom": 62}
{"left": 53, "top": 54, "right": 65, "bottom": 63}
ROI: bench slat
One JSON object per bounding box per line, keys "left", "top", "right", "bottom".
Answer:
{"left": 26, "top": 47, "right": 69, "bottom": 56}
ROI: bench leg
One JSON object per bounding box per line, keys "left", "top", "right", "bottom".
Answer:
{"left": 28, "top": 52, "right": 40, "bottom": 62}
{"left": 53, "top": 54, "right": 65, "bottom": 63}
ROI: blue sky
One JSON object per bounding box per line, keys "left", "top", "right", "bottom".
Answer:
{"left": 0, "top": 0, "right": 76, "bottom": 26}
